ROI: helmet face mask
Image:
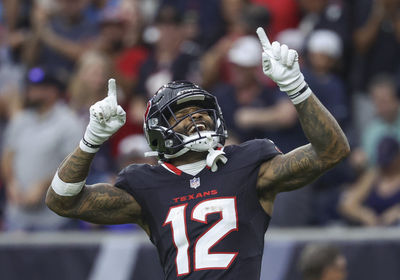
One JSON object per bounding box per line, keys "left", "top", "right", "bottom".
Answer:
{"left": 144, "top": 81, "right": 227, "bottom": 159}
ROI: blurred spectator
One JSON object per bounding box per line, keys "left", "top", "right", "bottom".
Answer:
{"left": 117, "top": 134, "right": 157, "bottom": 170}
{"left": 0, "top": 25, "right": 24, "bottom": 122}
{"left": 68, "top": 50, "right": 112, "bottom": 119}
{"left": 301, "top": 30, "right": 352, "bottom": 226}
{"left": 67, "top": 50, "right": 116, "bottom": 184}
{"left": 108, "top": 94, "right": 146, "bottom": 159}
{"left": 251, "top": 0, "right": 300, "bottom": 40}
{"left": 275, "top": 28, "right": 306, "bottom": 55}
{"left": 352, "top": 0, "right": 400, "bottom": 92}
{"left": 135, "top": 5, "right": 201, "bottom": 97}
{"left": 83, "top": 0, "right": 122, "bottom": 24}
{"left": 211, "top": 35, "right": 290, "bottom": 142}
{"left": 297, "top": 0, "right": 351, "bottom": 44}
{"left": 361, "top": 75, "right": 400, "bottom": 166}
{"left": 24, "top": 0, "right": 98, "bottom": 84}
{"left": 350, "top": 0, "right": 400, "bottom": 147}
{"left": 82, "top": 1, "right": 149, "bottom": 162}
{"left": 94, "top": 4, "right": 126, "bottom": 58}
{"left": 0, "top": 22, "right": 24, "bottom": 228}
{"left": 303, "top": 29, "right": 349, "bottom": 128}
{"left": 2, "top": 0, "right": 35, "bottom": 62}
{"left": 158, "top": 0, "right": 224, "bottom": 49}
{"left": 298, "top": 0, "right": 352, "bottom": 80}
{"left": 200, "top": 1, "right": 270, "bottom": 90}
{"left": 113, "top": 0, "right": 149, "bottom": 95}
{"left": 0, "top": 67, "right": 83, "bottom": 231}
{"left": 339, "top": 136, "right": 400, "bottom": 227}
{"left": 298, "top": 243, "right": 347, "bottom": 280}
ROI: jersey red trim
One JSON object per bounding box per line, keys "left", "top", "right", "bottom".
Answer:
{"left": 163, "top": 162, "right": 182, "bottom": 175}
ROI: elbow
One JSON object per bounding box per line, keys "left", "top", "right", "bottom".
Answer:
{"left": 322, "top": 139, "right": 351, "bottom": 169}
{"left": 45, "top": 189, "right": 61, "bottom": 215}
{"left": 45, "top": 189, "right": 57, "bottom": 212}
{"left": 332, "top": 135, "right": 351, "bottom": 165}
{"left": 45, "top": 187, "right": 73, "bottom": 218}
{"left": 338, "top": 139, "right": 351, "bottom": 162}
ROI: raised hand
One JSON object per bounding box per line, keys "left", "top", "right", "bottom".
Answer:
{"left": 80, "top": 79, "right": 126, "bottom": 153}
{"left": 256, "top": 27, "right": 311, "bottom": 105}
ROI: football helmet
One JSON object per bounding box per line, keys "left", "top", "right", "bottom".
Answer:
{"left": 144, "top": 81, "right": 228, "bottom": 159}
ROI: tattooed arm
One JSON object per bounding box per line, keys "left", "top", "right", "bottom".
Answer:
{"left": 257, "top": 94, "right": 350, "bottom": 212}
{"left": 45, "top": 147, "right": 146, "bottom": 230}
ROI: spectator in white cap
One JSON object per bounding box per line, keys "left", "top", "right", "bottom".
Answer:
{"left": 212, "top": 35, "right": 298, "bottom": 145}
{"left": 306, "top": 29, "right": 342, "bottom": 76}
{"left": 298, "top": 29, "right": 350, "bottom": 226}
{"left": 275, "top": 28, "right": 306, "bottom": 54}
{"left": 303, "top": 29, "right": 348, "bottom": 127}
{"left": 227, "top": 35, "right": 262, "bottom": 68}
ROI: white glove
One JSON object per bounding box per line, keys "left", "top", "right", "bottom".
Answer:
{"left": 256, "top": 27, "right": 311, "bottom": 104}
{"left": 79, "top": 79, "right": 126, "bottom": 153}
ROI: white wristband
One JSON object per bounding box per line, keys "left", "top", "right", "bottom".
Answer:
{"left": 287, "top": 83, "right": 312, "bottom": 105}
{"left": 51, "top": 171, "right": 86, "bottom": 196}
{"left": 79, "top": 138, "right": 100, "bottom": 153}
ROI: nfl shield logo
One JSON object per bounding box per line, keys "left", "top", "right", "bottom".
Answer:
{"left": 190, "top": 177, "right": 200, "bottom": 189}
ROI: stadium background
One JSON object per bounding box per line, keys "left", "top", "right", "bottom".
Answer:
{"left": 1, "top": 0, "right": 400, "bottom": 279}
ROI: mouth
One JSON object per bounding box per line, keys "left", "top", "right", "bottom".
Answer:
{"left": 187, "top": 123, "right": 207, "bottom": 135}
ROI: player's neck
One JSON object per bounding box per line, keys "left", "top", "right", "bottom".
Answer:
{"left": 169, "top": 151, "right": 208, "bottom": 166}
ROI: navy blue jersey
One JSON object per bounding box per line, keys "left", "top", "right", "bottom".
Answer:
{"left": 115, "top": 139, "right": 281, "bottom": 280}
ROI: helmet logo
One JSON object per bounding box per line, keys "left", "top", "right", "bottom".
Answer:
{"left": 165, "top": 139, "right": 173, "bottom": 147}
{"left": 149, "top": 118, "right": 158, "bottom": 127}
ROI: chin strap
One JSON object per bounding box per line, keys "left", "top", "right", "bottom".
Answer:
{"left": 206, "top": 148, "right": 227, "bottom": 172}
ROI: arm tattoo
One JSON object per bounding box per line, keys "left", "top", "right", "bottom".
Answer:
{"left": 46, "top": 147, "right": 146, "bottom": 230}
{"left": 47, "top": 184, "right": 145, "bottom": 227}
{"left": 258, "top": 94, "right": 350, "bottom": 195}
{"left": 58, "top": 147, "right": 95, "bottom": 183}
{"left": 295, "top": 94, "right": 349, "bottom": 161}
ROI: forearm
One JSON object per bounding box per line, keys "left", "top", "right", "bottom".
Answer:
{"left": 354, "top": 16, "right": 382, "bottom": 54}
{"left": 295, "top": 94, "right": 350, "bottom": 167}
{"left": 236, "top": 101, "right": 297, "bottom": 129}
{"left": 341, "top": 203, "right": 378, "bottom": 226}
{"left": 58, "top": 146, "right": 95, "bottom": 183}
{"left": 3, "top": 0, "right": 19, "bottom": 30}
{"left": 200, "top": 53, "right": 222, "bottom": 89}
{"left": 46, "top": 146, "right": 95, "bottom": 211}
{"left": 22, "top": 32, "right": 41, "bottom": 66}
{"left": 42, "top": 28, "right": 88, "bottom": 61}
{"left": 1, "top": 150, "right": 15, "bottom": 185}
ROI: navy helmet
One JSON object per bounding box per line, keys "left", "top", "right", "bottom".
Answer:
{"left": 144, "top": 81, "right": 227, "bottom": 159}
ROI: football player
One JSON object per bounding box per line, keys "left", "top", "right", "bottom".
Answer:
{"left": 46, "top": 28, "right": 350, "bottom": 279}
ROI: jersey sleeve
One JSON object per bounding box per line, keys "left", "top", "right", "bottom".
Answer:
{"left": 114, "top": 166, "right": 135, "bottom": 197}
{"left": 257, "top": 138, "right": 282, "bottom": 163}
{"left": 224, "top": 138, "right": 282, "bottom": 170}
{"left": 114, "top": 164, "right": 149, "bottom": 207}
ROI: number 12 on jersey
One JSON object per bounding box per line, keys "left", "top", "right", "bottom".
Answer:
{"left": 163, "top": 197, "right": 238, "bottom": 276}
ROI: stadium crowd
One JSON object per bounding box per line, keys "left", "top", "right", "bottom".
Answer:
{"left": 0, "top": 0, "right": 400, "bottom": 231}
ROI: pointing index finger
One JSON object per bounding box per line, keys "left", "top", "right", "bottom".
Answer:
{"left": 256, "top": 27, "right": 271, "bottom": 52}
{"left": 108, "top": 78, "right": 117, "bottom": 101}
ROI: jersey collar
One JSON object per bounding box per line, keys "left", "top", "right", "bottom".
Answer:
{"left": 161, "top": 162, "right": 182, "bottom": 175}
